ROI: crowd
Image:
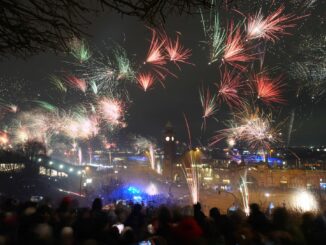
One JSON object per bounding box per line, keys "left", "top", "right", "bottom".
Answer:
{"left": 0, "top": 196, "right": 325, "bottom": 245}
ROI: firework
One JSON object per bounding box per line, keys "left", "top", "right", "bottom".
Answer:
{"left": 0, "top": 131, "right": 9, "bottom": 145}
{"left": 216, "top": 69, "right": 244, "bottom": 108}
{"left": 114, "top": 46, "right": 135, "bottom": 80}
{"left": 61, "top": 114, "right": 99, "bottom": 139}
{"left": 183, "top": 113, "right": 192, "bottom": 149}
{"left": 31, "top": 100, "right": 58, "bottom": 112}
{"left": 211, "top": 107, "right": 281, "bottom": 151}
{"left": 0, "top": 99, "right": 17, "bottom": 113}
{"left": 9, "top": 110, "right": 54, "bottom": 145}
{"left": 223, "top": 22, "right": 256, "bottom": 71}
{"left": 76, "top": 47, "right": 116, "bottom": 91}
{"left": 199, "top": 87, "right": 218, "bottom": 129}
{"left": 50, "top": 75, "right": 67, "bottom": 93}
{"left": 246, "top": 6, "right": 304, "bottom": 42}
{"left": 146, "top": 183, "right": 158, "bottom": 196}
{"left": 181, "top": 150, "right": 200, "bottom": 204}
{"left": 65, "top": 75, "right": 87, "bottom": 93}
{"left": 203, "top": 10, "right": 226, "bottom": 65}
{"left": 70, "top": 38, "right": 91, "bottom": 63}
{"left": 239, "top": 109, "right": 281, "bottom": 150}
{"left": 239, "top": 170, "right": 250, "bottom": 216}
{"left": 148, "top": 144, "right": 155, "bottom": 170}
{"left": 98, "top": 98, "right": 123, "bottom": 126}
{"left": 15, "top": 127, "right": 29, "bottom": 143}
{"left": 145, "top": 28, "right": 166, "bottom": 65}
{"left": 89, "top": 80, "right": 99, "bottom": 95}
{"left": 200, "top": 3, "right": 226, "bottom": 65}
{"left": 164, "top": 33, "right": 192, "bottom": 68}
{"left": 136, "top": 73, "right": 155, "bottom": 92}
{"left": 78, "top": 147, "right": 82, "bottom": 165}
{"left": 253, "top": 73, "right": 285, "bottom": 105}
{"left": 291, "top": 190, "right": 319, "bottom": 212}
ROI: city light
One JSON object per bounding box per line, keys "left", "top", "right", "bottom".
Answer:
{"left": 146, "top": 183, "right": 158, "bottom": 196}
{"left": 0, "top": 3, "right": 324, "bottom": 242}
{"left": 291, "top": 190, "right": 319, "bottom": 212}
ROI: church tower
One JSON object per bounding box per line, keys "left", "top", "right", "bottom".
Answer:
{"left": 163, "top": 122, "right": 176, "bottom": 179}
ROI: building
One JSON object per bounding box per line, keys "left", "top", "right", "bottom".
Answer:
{"left": 162, "top": 122, "right": 176, "bottom": 179}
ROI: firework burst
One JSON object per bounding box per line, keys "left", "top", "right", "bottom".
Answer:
{"left": 50, "top": 75, "right": 67, "bottom": 93}
{"left": 98, "top": 98, "right": 124, "bottom": 126}
{"left": 199, "top": 87, "right": 218, "bottom": 129}
{"left": 240, "top": 170, "right": 250, "bottom": 216}
{"left": 164, "top": 33, "right": 192, "bottom": 68}
{"left": 201, "top": 9, "right": 226, "bottom": 65}
{"left": 223, "top": 22, "right": 256, "bottom": 71}
{"left": 254, "top": 73, "right": 285, "bottom": 105}
{"left": 211, "top": 107, "right": 281, "bottom": 151}
{"left": 65, "top": 75, "right": 87, "bottom": 93}
{"left": 0, "top": 99, "right": 17, "bottom": 113}
{"left": 246, "top": 6, "right": 304, "bottom": 42}
{"left": 136, "top": 73, "right": 155, "bottom": 92}
{"left": 145, "top": 28, "right": 166, "bottom": 65}
{"left": 147, "top": 144, "right": 156, "bottom": 170}
{"left": 114, "top": 46, "right": 135, "bottom": 80}
{"left": 216, "top": 69, "right": 244, "bottom": 108}
{"left": 181, "top": 150, "right": 200, "bottom": 204}
{"left": 70, "top": 38, "right": 91, "bottom": 63}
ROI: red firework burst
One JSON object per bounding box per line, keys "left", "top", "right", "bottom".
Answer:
{"left": 137, "top": 73, "right": 155, "bottom": 92}
{"left": 254, "top": 74, "right": 285, "bottom": 105}
{"left": 216, "top": 69, "right": 244, "bottom": 108}
{"left": 247, "top": 5, "right": 306, "bottom": 42}
{"left": 145, "top": 28, "right": 166, "bottom": 66}
{"left": 164, "top": 33, "right": 192, "bottom": 68}
{"left": 223, "top": 22, "right": 256, "bottom": 71}
{"left": 65, "top": 75, "right": 87, "bottom": 93}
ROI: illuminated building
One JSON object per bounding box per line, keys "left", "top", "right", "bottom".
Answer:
{"left": 163, "top": 121, "right": 176, "bottom": 179}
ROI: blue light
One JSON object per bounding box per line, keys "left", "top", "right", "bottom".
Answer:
{"left": 231, "top": 154, "right": 282, "bottom": 165}
{"left": 127, "top": 186, "right": 141, "bottom": 194}
{"left": 128, "top": 156, "right": 147, "bottom": 162}
{"left": 133, "top": 195, "right": 142, "bottom": 202}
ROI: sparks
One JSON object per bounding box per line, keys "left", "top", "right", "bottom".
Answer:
{"left": 50, "top": 75, "right": 67, "bottom": 93}
{"left": 200, "top": 87, "right": 218, "bottom": 120}
{"left": 211, "top": 107, "right": 281, "bottom": 151}
{"left": 145, "top": 28, "right": 166, "bottom": 65}
{"left": 240, "top": 171, "right": 250, "bottom": 216}
{"left": 70, "top": 38, "right": 91, "bottom": 63}
{"left": 223, "top": 22, "right": 256, "bottom": 71}
{"left": 114, "top": 46, "right": 135, "bottom": 80}
{"left": 209, "top": 11, "right": 226, "bottom": 64}
{"left": 216, "top": 69, "right": 244, "bottom": 108}
{"left": 181, "top": 150, "right": 201, "bottom": 204}
{"left": 99, "top": 98, "right": 123, "bottom": 125}
{"left": 136, "top": 73, "right": 155, "bottom": 92}
{"left": 65, "top": 75, "right": 87, "bottom": 93}
{"left": 254, "top": 73, "right": 285, "bottom": 105}
{"left": 164, "top": 33, "right": 192, "bottom": 68}
{"left": 247, "top": 6, "right": 304, "bottom": 42}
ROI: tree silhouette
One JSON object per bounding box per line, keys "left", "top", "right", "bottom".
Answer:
{"left": 0, "top": 0, "right": 226, "bottom": 57}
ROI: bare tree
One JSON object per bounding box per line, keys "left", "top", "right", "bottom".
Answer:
{"left": 0, "top": 0, "right": 224, "bottom": 58}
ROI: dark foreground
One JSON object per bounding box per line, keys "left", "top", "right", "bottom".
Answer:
{"left": 0, "top": 197, "right": 325, "bottom": 245}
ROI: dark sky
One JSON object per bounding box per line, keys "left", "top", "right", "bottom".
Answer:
{"left": 0, "top": 2, "right": 325, "bottom": 146}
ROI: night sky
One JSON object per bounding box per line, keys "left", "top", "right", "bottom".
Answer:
{"left": 0, "top": 1, "right": 325, "bottom": 147}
